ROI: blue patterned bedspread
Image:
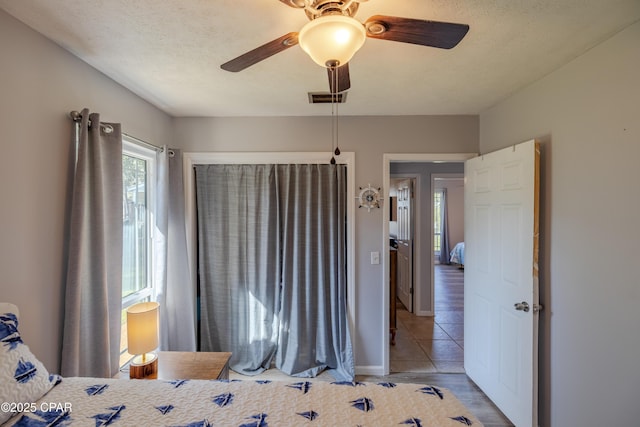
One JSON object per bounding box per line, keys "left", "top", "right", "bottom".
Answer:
{"left": 3, "top": 377, "right": 482, "bottom": 426}
{"left": 450, "top": 242, "right": 465, "bottom": 266}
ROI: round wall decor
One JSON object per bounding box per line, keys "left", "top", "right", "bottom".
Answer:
{"left": 357, "top": 184, "right": 381, "bottom": 212}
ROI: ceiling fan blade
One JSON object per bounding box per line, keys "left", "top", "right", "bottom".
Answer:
{"left": 221, "top": 32, "right": 299, "bottom": 72}
{"left": 327, "top": 63, "right": 351, "bottom": 94}
{"left": 364, "top": 15, "right": 469, "bottom": 49}
{"left": 278, "top": 0, "right": 306, "bottom": 8}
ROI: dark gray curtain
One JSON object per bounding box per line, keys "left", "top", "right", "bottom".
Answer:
{"left": 61, "top": 109, "right": 122, "bottom": 377}
{"left": 439, "top": 188, "right": 451, "bottom": 265}
{"left": 196, "top": 165, "right": 281, "bottom": 375}
{"left": 275, "top": 164, "right": 353, "bottom": 380}
{"left": 195, "top": 163, "right": 354, "bottom": 381}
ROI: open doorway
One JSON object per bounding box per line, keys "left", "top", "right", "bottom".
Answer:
{"left": 381, "top": 147, "right": 536, "bottom": 426}
{"left": 431, "top": 174, "right": 465, "bottom": 372}
{"left": 382, "top": 154, "right": 473, "bottom": 376}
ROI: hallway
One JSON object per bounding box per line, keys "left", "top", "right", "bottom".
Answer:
{"left": 391, "top": 264, "right": 465, "bottom": 373}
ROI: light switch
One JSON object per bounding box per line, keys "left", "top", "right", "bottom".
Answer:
{"left": 371, "top": 251, "right": 380, "bottom": 265}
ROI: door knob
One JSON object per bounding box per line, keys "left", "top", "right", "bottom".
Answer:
{"left": 514, "top": 301, "right": 530, "bottom": 312}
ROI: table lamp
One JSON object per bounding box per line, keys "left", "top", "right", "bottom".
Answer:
{"left": 126, "top": 301, "right": 159, "bottom": 379}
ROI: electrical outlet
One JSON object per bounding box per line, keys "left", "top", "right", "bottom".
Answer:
{"left": 371, "top": 251, "right": 380, "bottom": 265}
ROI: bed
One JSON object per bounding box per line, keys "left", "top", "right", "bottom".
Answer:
{"left": 450, "top": 242, "right": 465, "bottom": 267}
{"left": 3, "top": 377, "right": 483, "bottom": 426}
{"left": 1, "top": 303, "right": 482, "bottom": 426}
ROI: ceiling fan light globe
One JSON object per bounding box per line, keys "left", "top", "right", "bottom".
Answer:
{"left": 298, "top": 15, "right": 366, "bottom": 67}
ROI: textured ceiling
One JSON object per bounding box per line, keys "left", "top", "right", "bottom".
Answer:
{"left": 1, "top": 0, "right": 639, "bottom": 117}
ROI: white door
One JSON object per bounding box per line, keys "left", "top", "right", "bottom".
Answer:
{"left": 464, "top": 140, "right": 540, "bottom": 427}
{"left": 396, "top": 179, "right": 413, "bottom": 312}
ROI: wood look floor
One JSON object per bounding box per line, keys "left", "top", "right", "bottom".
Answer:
{"left": 359, "top": 264, "right": 513, "bottom": 427}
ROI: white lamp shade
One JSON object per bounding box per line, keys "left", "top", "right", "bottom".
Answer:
{"left": 298, "top": 15, "right": 366, "bottom": 67}
{"left": 126, "top": 301, "right": 159, "bottom": 355}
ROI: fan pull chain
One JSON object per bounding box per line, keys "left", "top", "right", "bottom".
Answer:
{"left": 330, "top": 64, "right": 337, "bottom": 164}
{"left": 335, "top": 65, "right": 341, "bottom": 157}
{"left": 330, "top": 64, "right": 341, "bottom": 165}
{"left": 329, "top": 66, "right": 336, "bottom": 165}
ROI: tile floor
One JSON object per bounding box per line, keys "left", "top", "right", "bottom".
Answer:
{"left": 391, "top": 263, "right": 466, "bottom": 374}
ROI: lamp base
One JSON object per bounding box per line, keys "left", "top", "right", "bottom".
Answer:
{"left": 129, "top": 353, "right": 158, "bottom": 379}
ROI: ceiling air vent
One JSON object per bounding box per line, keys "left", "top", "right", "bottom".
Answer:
{"left": 308, "top": 92, "right": 347, "bottom": 104}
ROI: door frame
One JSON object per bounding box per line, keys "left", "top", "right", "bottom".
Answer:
{"left": 382, "top": 153, "right": 476, "bottom": 375}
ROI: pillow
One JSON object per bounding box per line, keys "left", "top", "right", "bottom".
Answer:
{"left": 0, "top": 302, "right": 19, "bottom": 319}
{"left": 0, "top": 303, "right": 59, "bottom": 425}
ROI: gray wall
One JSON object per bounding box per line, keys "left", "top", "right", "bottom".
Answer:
{"left": 0, "top": 9, "right": 173, "bottom": 371}
{"left": 172, "top": 117, "right": 478, "bottom": 370}
{"left": 390, "top": 162, "right": 465, "bottom": 313}
{"left": 480, "top": 21, "right": 640, "bottom": 427}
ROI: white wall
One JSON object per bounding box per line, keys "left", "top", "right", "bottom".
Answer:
{"left": 480, "top": 21, "right": 640, "bottom": 427}
{"left": 445, "top": 182, "right": 464, "bottom": 247}
{"left": 172, "top": 116, "right": 478, "bottom": 371}
{"left": 434, "top": 175, "right": 465, "bottom": 252}
{"left": 0, "top": 9, "right": 173, "bottom": 371}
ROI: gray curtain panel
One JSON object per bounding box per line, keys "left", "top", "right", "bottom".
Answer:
{"left": 156, "top": 149, "right": 197, "bottom": 351}
{"left": 439, "top": 188, "right": 451, "bottom": 265}
{"left": 196, "top": 164, "right": 281, "bottom": 375}
{"left": 61, "top": 109, "right": 123, "bottom": 378}
{"left": 155, "top": 145, "right": 169, "bottom": 347}
{"left": 195, "top": 163, "right": 354, "bottom": 381}
{"left": 275, "top": 164, "right": 353, "bottom": 381}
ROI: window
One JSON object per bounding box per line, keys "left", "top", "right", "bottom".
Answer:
{"left": 434, "top": 190, "right": 443, "bottom": 254}
{"left": 120, "top": 138, "right": 156, "bottom": 366}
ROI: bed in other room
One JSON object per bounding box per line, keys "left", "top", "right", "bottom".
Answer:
{"left": 450, "top": 242, "right": 465, "bottom": 267}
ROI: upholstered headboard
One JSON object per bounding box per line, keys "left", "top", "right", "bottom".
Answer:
{"left": 0, "top": 302, "right": 19, "bottom": 319}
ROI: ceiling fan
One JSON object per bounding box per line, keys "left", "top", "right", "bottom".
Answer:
{"left": 220, "top": 0, "right": 470, "bottom": 94}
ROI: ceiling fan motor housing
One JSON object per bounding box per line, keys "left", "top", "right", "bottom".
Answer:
{"left": 304, "top": 1, "right": 360, "bottom": 20}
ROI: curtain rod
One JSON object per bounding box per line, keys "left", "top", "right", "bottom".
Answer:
{"left": 69, "top": 110, "right": 164, "bottom": 153}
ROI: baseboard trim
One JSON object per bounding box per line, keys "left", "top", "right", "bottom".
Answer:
{"left": 355, "top": 365, "right": 385, "bottom": 376}
{"left": 416, "top": 310, "right": 433, "bottom": 317}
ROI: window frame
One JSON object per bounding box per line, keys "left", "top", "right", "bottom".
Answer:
{"left": 120, "top": 137, "right": 157, "bottom": 364}
{"left": 433, "top": 189, "right": 444, "bottom": 255}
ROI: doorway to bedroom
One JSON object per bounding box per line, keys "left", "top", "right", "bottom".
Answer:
{"left": 431, "top": 173, "right": 465, "bottom": 372}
